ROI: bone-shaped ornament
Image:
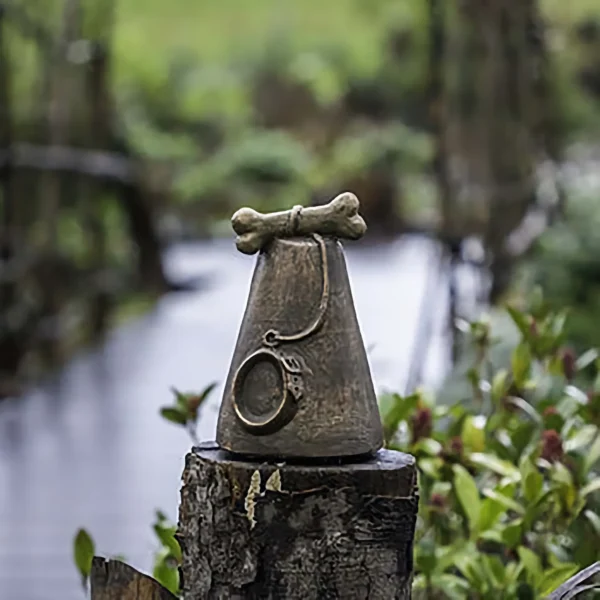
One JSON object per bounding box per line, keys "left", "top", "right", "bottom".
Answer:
{"left": 231, "top": 192, "right": 366, "bottom": 255}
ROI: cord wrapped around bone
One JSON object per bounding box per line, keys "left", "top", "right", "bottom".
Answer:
{"left": 231, "top": 192, "right": 367, "bottom": 255}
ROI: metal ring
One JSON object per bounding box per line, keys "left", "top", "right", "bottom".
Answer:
{"left": 232, "top": 348, "right": 300, "bottom": 436}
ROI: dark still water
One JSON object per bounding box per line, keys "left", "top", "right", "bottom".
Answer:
{"left": 0, "top": 236, "right": 450, "bottom": 600}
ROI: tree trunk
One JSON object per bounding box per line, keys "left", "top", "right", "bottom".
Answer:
{"left": 178, "top": 443, "right": 418, "bottom": 599}
{"left": 428, "top": 0, "right": 453, "bottom": 240}
{"left": 438, "top": 0, "right": 546, "bottom": 302}
{"left": 0, "top": 6, "right": 23, "bottom": 388}
{"left": 81, "top": 37, "right": 115, "bottom": 339}
{"left": 0, "top": 6, "right": 13, "bottom": 278}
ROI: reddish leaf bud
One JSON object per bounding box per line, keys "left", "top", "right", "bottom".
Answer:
{"left": 430, "top": 493, "right": 446, "bottom": 509}
{"left": 540, "top": 429, "right": 564, "bottom": 463}
{"left": 559, "top": 347, "right": 577, "bottom": 382}
{"left": 410, "top": 407, "right": 433, "bottom": 444}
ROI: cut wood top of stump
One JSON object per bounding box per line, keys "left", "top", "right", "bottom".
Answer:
{"left": 194, "top": 441, "right": 414, "bottom": 470}
{"left": 188, "top": 442, "right": 417, "bottom": 497}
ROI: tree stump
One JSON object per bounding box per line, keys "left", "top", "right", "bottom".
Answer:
{"left": 90, "top": 557, "right": 176, "bottom": 600}
{"left": 178, "top": 443, "right": 418, "bottom": 599}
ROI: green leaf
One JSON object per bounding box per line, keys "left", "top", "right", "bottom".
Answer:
{"left": 550, "top": 463, "right": 577, "bottom": 511}
{"left": 469, "top": 452, "right": 520, "bottom": 480}
{"left": 188, "top": 382, "right": 219, "bottom": 421}
{"left": 154, "top": 525, "right": 182, "bottom": 563}
{"left": 381, "top": 393, "right": 419, "bottom": 440}
{"left": 453, "top": 464, "right": 481, "bottom": 535}
{"left": 155, "top": 510, "right": 168, "bottom": 521}
{"left": 479, "top": 529, "right": 504, "bottom": 543}
{"left": 501, "top": 520, "right": 523, "bottom": 548}
{"left": 507, "top": 306, "right": 531, "bottom": 339}
{"left": 539, "top": 563, "right": 579, "bottom": 596}
{"left": 73, "top": 528, "right": 95, "bottom": 586}
{"left": 491, "top": 369, "right": 510, "bottom": 404}
{"left": 516, "top": 582, "right": 535, "bottom": 600}
{"left": 153, "top": 511, "right": 182, "bottom": 563}
{"left": 523, "top": 470, "right": 544, "bottom": 505}
{"left": 454, "top": 553, "right": 488, "bottom": 591}
{"left": 198, "top": 381, "right": 218, "bottom": 403}
{"left": 505, "top": 397, "right": 542, "bottom": 423}
{"left": 412, "top": 437, "right": 442, "bottom": 456}
{"left": 512, "top": 342, "right": 532, "bottom": 388}
{"left": 548, "top": 355, "right": 565, "bottom": 377}
{"left": 518, "top": 546, "right": 542, "bottom": 588}
{"left": 434, "top": 540, "right": 473, "bottom": 573}
{"left": 482, "top": 488, "right": 525, "bottom": 515}
{"left": 506, "top": 561, "right": 526, "bottom": 587}
{"left": 415, "top": 548, "right": 437, "bottom": 576}
{"left": 520, "top": 458, "right": 543, "bottom": 504}
{"left": 550, "top": 310, "right": 569, "bottom": 339}
{"left": 462, "top": 417, "right": 486, "bottom": 452}
{"left": 160, "top": 406, "right": 188, "bottom": 426}
{"left": 410, "top": 575, "right": 428, "bottom": 592}
{"left": 529, "top": 286, "right": 546, "bottom": 319}
{"left": 584, "top": 434, "right": 600, "bottom": 474}
{"left": 584, "top": 509, "right": 600, "bottom": 535}
{"left": 581, "top": 478, "right": 600, "bottom": 498}
{"left": 478, "top": 498, "right": 507, "bottom": 533}
{"left": 430, "top": 574, "right": 470, "bottom": 600}
{"left": 543, "top": 409, "right": 564, "bottom": 435}
{"left": 170, "top": 382, "right": 218, "bottom": 422}
{"left": 153, "top": 548, "right": 180, "bottom": 595}
{"left": 552, "top": 462, "right": 574, "bottom": 487}
{"left": 171, "top": 387, "right": 189, "bottom": 411}
{"left": 512, "top": 422, "right": 538, "bottom": 457}
{"left": 576, "top": 348, "right": 598, "bottom": 371}
{"left": 565, "top": 385, "right": 589, "bottom": 405}
{"left": 564, "top": 424, "right": 598, "bottom": 453}
{"left": 523, "top": 488, "right": 557, "bottom": 530}
{"left": 482, "top": 554, "right": 506, "bottom": 588}
{"left": 418, "top": 457, "right": 443, "bottom": 479}
{"left": 467, "top": 367, "right": 482, "bottom": 392}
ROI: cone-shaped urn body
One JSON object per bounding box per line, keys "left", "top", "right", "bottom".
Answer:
{"left": 216, "top": 235, "right": 383, "bottom": 459}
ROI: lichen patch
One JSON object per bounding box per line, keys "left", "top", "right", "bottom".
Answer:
{"left": 244, "top": 470, "right": 261, "bottom": 529}
{"left": 265, "top": 469, "right": 282, "bottom": 492}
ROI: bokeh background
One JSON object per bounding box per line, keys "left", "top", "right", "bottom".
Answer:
{"left": 0, "top": 0, "right": 599, "bottom": 598}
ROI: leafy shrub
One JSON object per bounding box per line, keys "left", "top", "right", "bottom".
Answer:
{"left": 381, "top": 295, "right": 600, "bottom": 598}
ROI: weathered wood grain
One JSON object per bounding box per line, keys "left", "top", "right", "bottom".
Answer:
{"left": 90, "top": 557, "right": 177, "bottom": 600}
{"left": 178, "top": 443, "right": 418, "bottom": 599}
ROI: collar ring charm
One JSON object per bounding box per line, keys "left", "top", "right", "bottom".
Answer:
{"left": 231, "top": 234, "right": 328, "bottom": 435}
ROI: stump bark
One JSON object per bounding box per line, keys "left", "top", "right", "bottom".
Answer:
{"left": 90, "top": 557, "right": 177, "bottom": 600}
{"left": 178, "top": 443, "right": 418, "bottom": 599}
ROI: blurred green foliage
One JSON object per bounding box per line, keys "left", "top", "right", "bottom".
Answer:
{"left": 105, "top": 0, "right": 600, "bottom": 229}
{"left": 527, "top": 191, "right": 600, "bottom": 354}
{"left": 7, "top": 0, "right": 600, "bottom": 234}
